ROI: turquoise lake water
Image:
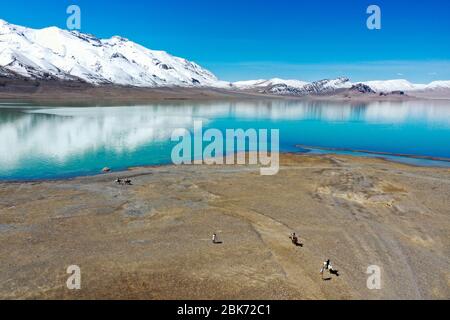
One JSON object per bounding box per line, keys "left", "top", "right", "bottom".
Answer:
{"left": 1, "top": 99, "right": 450, "bottom": 180}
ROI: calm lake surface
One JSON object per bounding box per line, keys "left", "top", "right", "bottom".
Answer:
{"left": 1, "top": 99, "right": 450, "bottom": 180}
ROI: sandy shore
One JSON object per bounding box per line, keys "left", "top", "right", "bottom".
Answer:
{"left": 0, "top": 153, "right": 449, "bottom": 299}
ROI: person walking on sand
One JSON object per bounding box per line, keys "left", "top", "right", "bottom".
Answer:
{"left": 212, "top": 233, "right": 217, "bottom": 244}
{"left": 320, "top": 259, "right": 339, "bottom": 279}
{"left": 320, "top": 259, "right": 331, "bottom": 279}
{"left": 289, "top": 232, "right": 300, "bottom": 246}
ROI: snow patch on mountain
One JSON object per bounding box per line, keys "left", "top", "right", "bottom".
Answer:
{"left": 361, "top": 79, "right": 450, "bottom": 92}
{"left": 425, "top": 81, "right": 450, "bottom": 90}
{"left": 233, "top": 78, "right": 309, "bottom": 90}
{"left": 361, "top": 80, "right": 424, "bottom": 92}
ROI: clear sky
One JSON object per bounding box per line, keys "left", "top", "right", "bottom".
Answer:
{"left": 2, "top": 0, "right": 450, "bottom": 82}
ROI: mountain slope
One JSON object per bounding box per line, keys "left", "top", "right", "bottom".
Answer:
{"left": 0, "top": 19, "right": 219, "bottom": 87}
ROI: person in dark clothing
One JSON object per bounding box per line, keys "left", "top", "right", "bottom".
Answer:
{"left": 320, "top": 259, "right": 339, "bottom": 279}
{"left": 289, "top": 232, "right": 301, "bottom": 246}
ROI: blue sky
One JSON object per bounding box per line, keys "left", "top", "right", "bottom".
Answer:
{"left": 2, "top": 0, "right": 450, "bottom": 82}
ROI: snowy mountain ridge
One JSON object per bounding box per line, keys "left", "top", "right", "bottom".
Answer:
{"left": 231, "top": 78, "right": 450, "bottom": 94}
{"left": 0, "top": 19, "right": 220, "bottom": 87}
{"left": 1, "top": 19, "right": 449, "bottom": 95}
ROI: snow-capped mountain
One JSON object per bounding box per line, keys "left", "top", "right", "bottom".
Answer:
{"left": 361, "top": 79, "right": 450, "bottom": 92}
{"left": 267, "top": 77, "right": 351, "bottom": 95}
{"left": 361, "top": 79, "right": 424, "bottom": 92}
{"left": 233, "top": 78, "right": 309, "bottom": 90}
{"left": 232, "top": 77, "right": 355, "bottom": 96}
{"left": 232, "top": 77, "right": 450, "bottom": 96}
{"left": 0, "top": 19, "right": 220, "bottom": 87}
{"left": 1, "top": 19, "right": 449, "bottom": 96}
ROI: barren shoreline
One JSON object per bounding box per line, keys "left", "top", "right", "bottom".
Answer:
{"left": 1, "top": 79, "right": 449, "bottom": 104}
{"left": 0, "top": 153, "right": 449, "bottom": 299}
{"left": 297, "top": 145, "right": 450, "bottom": 164}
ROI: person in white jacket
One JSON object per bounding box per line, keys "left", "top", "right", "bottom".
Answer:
{"left": 320, "top": 259, "right": 339, "bottom": 279}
